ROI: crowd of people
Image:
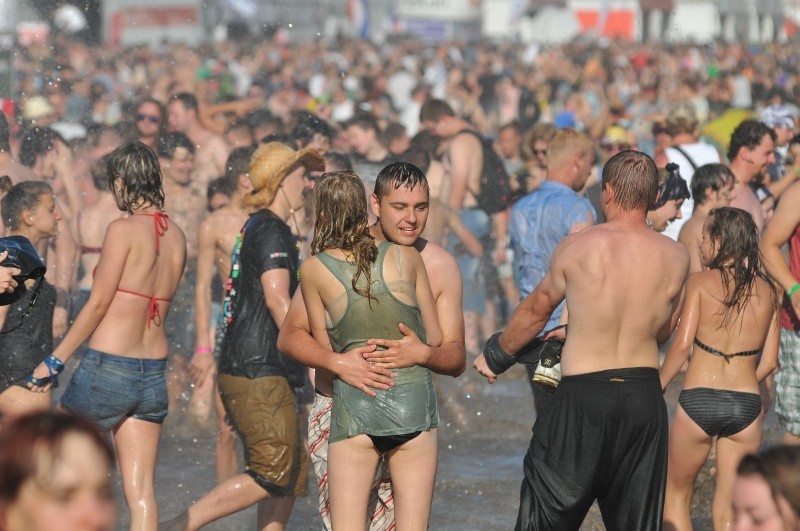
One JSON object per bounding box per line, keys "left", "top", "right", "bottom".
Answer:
{"left": 0, "top": 27, "right": 799, "bottom": 530}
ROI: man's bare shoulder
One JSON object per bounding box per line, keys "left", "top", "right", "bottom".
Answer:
{"left": 416, "top": 237, "right": 457, "bottom": 272}
{"left": 450, "top": 130, "right": 482, "bottom": 152}
{"left": 678, "top": 213, "right": 703, "bottom": 243}
{"left": 414, "top": 238, "right": 461, "bottom": 296}
{"left": 560, "top": 222, "right": 688, "bottom": 262}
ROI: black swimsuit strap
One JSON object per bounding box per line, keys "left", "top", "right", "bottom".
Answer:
{"left": 693, "top": 338, "right": 760, "bottom": 363}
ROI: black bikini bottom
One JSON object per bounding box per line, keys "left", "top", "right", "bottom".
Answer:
{"left": 678, "top": 387, "right": 761, "bottom": 438}
{"left": 368, "top": 431, "right": 421, "bottom": 453}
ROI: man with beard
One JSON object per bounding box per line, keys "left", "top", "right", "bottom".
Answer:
{"left": 727, "top": 120, "right": 776, "bottom": 234}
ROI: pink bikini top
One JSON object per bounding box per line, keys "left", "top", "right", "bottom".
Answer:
{"left": 93, "top": 211, "right": 172, "bottom": 328}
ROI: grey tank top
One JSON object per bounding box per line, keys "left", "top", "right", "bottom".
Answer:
{"left": 317, "top": 241, "right": 439, "bottom": 442}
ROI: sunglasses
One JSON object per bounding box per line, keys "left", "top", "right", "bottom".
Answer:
{"left": 137, "top": 114, "right": 159, "bottom": 124}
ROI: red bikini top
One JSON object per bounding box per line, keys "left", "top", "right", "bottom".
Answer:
{"left": 94, "top": 211, "right": 173, "bottom": 328}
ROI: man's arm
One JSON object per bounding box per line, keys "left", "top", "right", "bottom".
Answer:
{"left": 761, "top": 181, "right": 800, "bottom": 315}
{"left": 189, "top": 219, "right": 217, "bottom": 384}
{"left": 447, "top": 133, "right": 481, "bottom": 211}
{"left": 365, "top": 252, "right": 466, "bottom": 377}
{"left": 52, "top": 210, "right": 78, "bottom": 338}
{"left": 474, "top": 243, "right": 568, "bottom": 383}
{"left": 659, "top": 275, "right": 697, "bottom": 390}
{"left": 277, "top": 290, "right": 395, "bottom": 396}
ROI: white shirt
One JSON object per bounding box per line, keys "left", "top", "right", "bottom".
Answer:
{"left": 663, "top": 142, "right": 721, "bottom": 240}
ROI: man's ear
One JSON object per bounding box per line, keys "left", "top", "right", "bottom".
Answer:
{"left": 370, "top": 193, "right": 380, "bottom": 218}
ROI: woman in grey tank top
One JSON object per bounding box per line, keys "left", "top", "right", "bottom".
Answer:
{"left": 300, "top": 171, "right": 442, "bottom": 531}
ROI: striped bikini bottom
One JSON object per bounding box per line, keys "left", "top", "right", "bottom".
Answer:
{"left": 678, "top": 387, "right": 761, "bottom": 438}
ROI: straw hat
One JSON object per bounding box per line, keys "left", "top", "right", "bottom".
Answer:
{"left": 243, "top": 142, "right": 324, "bottom": 209}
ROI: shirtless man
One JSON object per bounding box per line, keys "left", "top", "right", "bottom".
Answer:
{"left": 727, "top": 120, "right": 776, "bottom": 235}
{"left": 678, "top": 164, "right": 735, "bottom": 273}
{"left": 420, "top": 98, "right": 509, "bottom": 356}
{"left": 157, "top": 132, "right": 208, "bottom": 419}
{"left": 167, "top": 92, "right": 229, "bottom": 193}
{"left": 277, "top": 162, "right": 466, "bottom": 530}
{"left": 475, "top": 150, "right": 688, "bottom": 530}
{"left": 761, "top": 180, "right": 800, "bottom": 446}
{"left": 189, "top": 146, "right": 254, "bottom": 481}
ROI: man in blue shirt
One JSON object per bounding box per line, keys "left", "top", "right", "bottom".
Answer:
{"left": 509, "top": 128, "right": 596, "bottom": 413}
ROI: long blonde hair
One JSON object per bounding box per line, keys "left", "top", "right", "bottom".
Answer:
{"left": 311, "top": 171, "right": 377, "bottom": 302}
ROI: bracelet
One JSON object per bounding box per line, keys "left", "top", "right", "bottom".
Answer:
{"left": 483, "top": 332, "right": 517, "bottom": 375}
{"left": 787, "top": 284, "right": 800, "bottom": 298}
{"left": 194, "top": 346, "right": 212, "bottom": 354}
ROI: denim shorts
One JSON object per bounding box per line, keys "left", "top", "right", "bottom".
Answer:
{"left": 60, "top": 348, "right": 168, "bottom": 431}
{"left": 447, "top": 208, "right": 490, "bottom": 315}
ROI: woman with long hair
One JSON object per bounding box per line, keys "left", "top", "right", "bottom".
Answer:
{"left": 28, "top": 141, "right": 186, "bottom": 531}
{"left": 300, "top": 171, "right": 442, "bottom": 530}
{"left": 0, "top": 181, "right": 59, "bottom": 427}
{"left": 660, "top": 207, "right": 780, "bottom": 530}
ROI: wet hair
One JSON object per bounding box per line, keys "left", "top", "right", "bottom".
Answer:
{"left": 692, "top": 164, "right": 734, "bottom": 206}
{"left": 602, "top": 150, "right": 659, "bottom": 212}
{"left": 704, "top": 207, "right": 777, "bottom": 326}
{"left": 169, "top": 92, "right": 199, "bottom": 113}
{"left": 323, "top": 151, "right": 352, "bottom": 172}
{"left": 727, "top": 120, "right": 777, "bottom": 161}
{"left": 157, "top": 132, "right": 195, "bottom": 159}
{"left": 90, "top": 155, "right": 112, "bottom": 192}
{"left": 374, "top": 161, "right": 430, "bottom": 201}
{"left": 311, "top": 171, "right": 377, "bottom": 303}
{"left": 292, "top": 112, "right": 332, "bottom": 148}
{"left": 0, "top": 412, "right": 114, "bottom": 508}
{"left": 419, "top": 98, "right": 455, "bottom": 123}
{"left": 224, "top": 146, "right": 256, "bottom": 187}
{"left": 737, "top": 446, "right": 800, "bottom": 524}
{"left": 1, "top": 181, "right": 53, "bottom": 231}
{"left": 107, "top": 141, "right": 165, "bottom": 214}
{"left": 19, "top": 127, "right": 62, "bottom": 168}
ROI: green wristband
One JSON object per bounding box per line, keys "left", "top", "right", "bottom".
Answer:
{"left": 787, "top": 284, "right": 800, "bottom": 298}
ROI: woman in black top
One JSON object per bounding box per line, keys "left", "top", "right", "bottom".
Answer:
{"left": 0, "top": 181, "right": 59, "bottom": 428}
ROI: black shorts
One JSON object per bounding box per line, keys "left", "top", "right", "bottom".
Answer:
{"left": 516, "top": 367, "right": 667, "bottom": 531}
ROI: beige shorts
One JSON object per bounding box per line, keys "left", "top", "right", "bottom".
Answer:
{"left": 218, "top": 374, "right": 309, "bottom": 496}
